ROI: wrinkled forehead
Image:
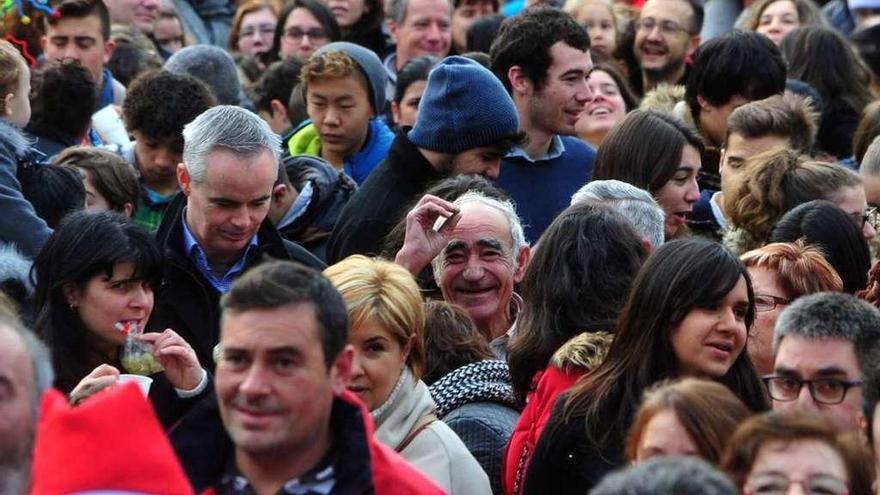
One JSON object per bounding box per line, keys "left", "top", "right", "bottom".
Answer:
{"left": 445, "top": 201, "right": 514, "bottom": 251}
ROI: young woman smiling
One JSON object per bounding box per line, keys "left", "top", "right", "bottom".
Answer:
{"left": 521, "top": 238, "right": 768, "bottom": 495}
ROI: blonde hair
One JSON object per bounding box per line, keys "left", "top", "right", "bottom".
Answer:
{"left": 726, "top": 148, "right": 862, "bottom": 245}
{"left": 324, "top": 255, "right": 426, "bottom": 380}
{"left": 301, "top": 50, "right": 360, "bottom": 85}
{"left": 740, "top": 241, "right": 843, "bottom": 297}
{"left": 0, "top": 40, "right": 26, "bottom": 116}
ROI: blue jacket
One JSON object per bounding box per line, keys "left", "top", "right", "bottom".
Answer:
{"left": 0, "top": 119, "right": 51, "bottom": 258}
{"left": 288, "top": 118, "right": 394, "bottom": 185}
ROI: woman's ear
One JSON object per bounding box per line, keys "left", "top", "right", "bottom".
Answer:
{"left": 62, "top": 283, "right": 81, "bottom": 308}
{"left": 122, "top": 202, "right": 134, "bottom": 218}
{"left": 402, "top": 334, "right": 414, "bottom": 362}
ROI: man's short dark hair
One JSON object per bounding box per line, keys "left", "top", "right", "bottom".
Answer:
{"left": 774, "top": 292, "right": 880, "bottom": 359}
{"left": 250, "top": 58, "right": 303, "bottom": 114}
{"left": 27, "top": 60, "right": 96, "bottom": 142}
{"left": 725, "top": 93, "right": 819, "bottom": 152}
{"left": 123, "top": 70, "right": 217, "bottom": 149}
{"left": 489, "top": 6, "right": 590, "bottom": 94}
{"left": 221, "top": 261, "right": 349, "bottom": 366}
{"left": 45, "top": 0, "right": 111, "bottom": 40}
{"left": 685, "top": 30, "right": 786, "bottom": 120}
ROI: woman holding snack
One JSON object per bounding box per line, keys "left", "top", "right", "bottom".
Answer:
{"left": 32, "top": 211, "right": 208, "bottom": 424}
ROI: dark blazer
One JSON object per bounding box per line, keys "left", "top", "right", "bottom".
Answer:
{"left": 149, "top": 193, "right": 324, "bottom": 369}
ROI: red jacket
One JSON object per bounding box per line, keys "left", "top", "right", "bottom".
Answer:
{"left": 199, "top": 390, "right": 446, "bottom": 495}
{"left": 502, "top": 330, "right": 613, "bottom": 495}
{"left": 502, "top": 367, "right": 585, "bottom": 495}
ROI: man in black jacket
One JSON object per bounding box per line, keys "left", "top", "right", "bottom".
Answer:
{"left": 149, "top": 105, "right": 323, "bottom": 369}
{"left": 325, "top": 56, "right": 523, "bottom": 263}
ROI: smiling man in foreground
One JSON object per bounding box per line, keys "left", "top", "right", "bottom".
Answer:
{"left": 210, "top": 260, "right": 444, "bottom": 494}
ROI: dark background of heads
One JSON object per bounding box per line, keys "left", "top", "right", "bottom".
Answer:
{"left": 508, "top": 203, "right": 648, "bottom": 405}
{"left": 769, "top": 200, "right": 871, "bottom": 294}
{"left": 26, "top": 60, "right": 96, "bottom": 143}
{"left": 686, "top": 30, "right": 786, "bottom": 123}
{"left": 19, "top": 165, "right": 85, "bottom": 230}
{"left": 422, "top": 300, "right": 495, "bottom": 386}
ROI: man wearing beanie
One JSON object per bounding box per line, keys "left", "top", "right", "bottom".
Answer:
{"left": 326, "top": 55, "right": 523, "bottom": 263}
{"left": 165, "top": 45, "right": 252, "bottom": 108}
{"left": 287, "top": 42, "right": 395, "bottom": 185}
{"left": 490, "top": 6, "right": 597, "bottom": 243}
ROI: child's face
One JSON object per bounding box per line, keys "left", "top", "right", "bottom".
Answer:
{"left": 4, "top": 62, "right": 31, "bottom": 127}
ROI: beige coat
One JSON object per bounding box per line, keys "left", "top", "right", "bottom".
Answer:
{"left": 372, "top": 368, "right": 492, "bottom": 495}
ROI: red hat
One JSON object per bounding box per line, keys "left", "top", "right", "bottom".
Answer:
{"left": 30, "top": 382, "right": 194, "bottom": 495}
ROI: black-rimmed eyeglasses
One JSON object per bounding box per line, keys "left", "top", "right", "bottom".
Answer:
{"left": 762, "top": 375, "right": 862, "bottom": 405}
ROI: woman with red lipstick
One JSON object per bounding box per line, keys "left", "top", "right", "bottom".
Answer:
{"left": 593, "top": 109, "right": 704, "bottom": 240}
{"left": 33, "top": 211, "right": 208, "bottom": 424}
{"left": 521, "top": 237, "right": 768, "bottom": 495}
{"left": 325, "top": 255, "right": 492, "bottom": 495}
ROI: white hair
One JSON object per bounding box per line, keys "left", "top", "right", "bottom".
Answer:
{"left": 431, "top": 190, "right": 527, "bottom": 275}
{"left": 571, "top": 179, "right": 665, "bottom": 248}
{"left": 182, "top": 105, "right": 281, "bottom": 183}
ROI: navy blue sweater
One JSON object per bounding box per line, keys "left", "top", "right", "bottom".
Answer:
{"left": 497, "top": 136, "right": 596, "bottom": 243}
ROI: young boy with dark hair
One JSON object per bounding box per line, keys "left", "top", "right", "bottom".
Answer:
{"left": 120, "top": 70, "right": 216, "bottom": 231}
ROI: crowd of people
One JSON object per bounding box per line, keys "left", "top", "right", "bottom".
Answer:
{"left": 4, "top": 0, "right": 880, "bottom": 492}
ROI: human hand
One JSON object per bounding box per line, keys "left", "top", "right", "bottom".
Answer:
{"left": 69, "top": 364, "right": 120, "bottom": 405}
{"left": 395, "top": 194, "right": 460, "bottom": 275}
{"left": 138, "top": 329, "right": 203, "bottom": 391}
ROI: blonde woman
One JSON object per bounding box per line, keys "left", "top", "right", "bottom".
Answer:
{"left": 325, "top": 255, "right": 491, "bottom": 495}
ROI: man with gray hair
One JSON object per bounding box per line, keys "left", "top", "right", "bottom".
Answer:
{"left": 0, "top": 314, "right": 53, "bottom": 495}
{"left": 570, "top": 179, "right": 666, "bottom": 249}
{"left": 766, "top": 292, "right": 880, "bottom": 432}
{"left": 396, "top": 191, "right": 530, "bottom": 353}
{"left": 150, "top": 105, "right": 324, "bottom": 369}
{"left": 382, "top": 0, "right": 452, "bottom": 98}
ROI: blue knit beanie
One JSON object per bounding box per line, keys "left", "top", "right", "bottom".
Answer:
{"left": 408, "top": 56, "right": 519, "bottom": 154}
{"left": 313, "top": 41, "right": 388, "bottom": 115}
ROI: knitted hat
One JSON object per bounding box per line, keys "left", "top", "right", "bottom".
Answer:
{"left": 165, "top": 45, "right": 246, "bottom": 107}
{"left": 408, "top": 56, "right": 519, "bottom": 154}
{"left": 313, "top": 41, "right": 388, "bottom": 115}
{"left": 29, "top": 383, "right": 194, "bottom": 495}
{"left": 849, "top": 0, "right": 880, "bottom": 10}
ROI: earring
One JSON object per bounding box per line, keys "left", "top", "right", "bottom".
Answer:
{"left": 69, "top": 303, "right": 76, "bottom": 311}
